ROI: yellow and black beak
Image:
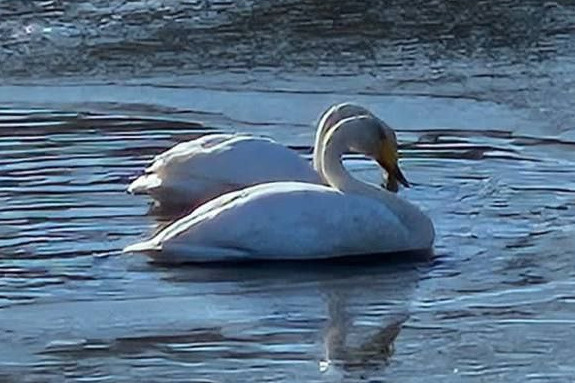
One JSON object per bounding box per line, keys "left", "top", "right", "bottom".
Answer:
{"left": 384, "top": 164, "right": 410, "bottom": 192}
{"left": 377, "top": 140, "right": 410, "bottom": 193}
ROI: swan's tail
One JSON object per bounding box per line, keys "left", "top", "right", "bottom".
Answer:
{"left": 123, "top": 239, "right": 160, "bottom": 253}
{"left": 127, "top": 173, "right": 162, "bottom": 194}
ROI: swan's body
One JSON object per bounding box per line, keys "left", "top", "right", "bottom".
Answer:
{"left": 125, "top": 182, "right": 433, "bottom": 262}
{"left": 125, "top": 116, "right": 434, "bottom": 263}
{"left": 128, "top": 103, "right": 383, "bottom": 207}
{"left": 128, "top": 134, "right": 321, "bottom": 206}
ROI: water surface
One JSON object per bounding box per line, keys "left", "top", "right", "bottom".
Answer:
{"left": 2, "top": 1, "right": 575, "bottom": 382}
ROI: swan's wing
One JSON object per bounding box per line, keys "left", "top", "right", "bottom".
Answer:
{"left": 128, "top": 134, "right": 237, "bottom": 195}
{"left": 190, "top": 137, "right": 320, "bottom": 185}
{"left": 123, "top": 184, "right": 265, "bottom": 254}
{"left": 132, "top": 136, "right": 320, "bottom": 194}
{"left": 147, "top": 133, "right": 237, "bottom": 172}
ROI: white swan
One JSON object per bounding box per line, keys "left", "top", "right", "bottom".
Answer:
{"left": 127, "top": 103, "right": 386, "bottom": 207}
{"left": 124, "top": 115, "right": 434, "bottom": 262}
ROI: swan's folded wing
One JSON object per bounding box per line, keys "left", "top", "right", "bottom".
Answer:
{"left": 146, "top": 136, "right": 319, "bottom": 188}
{"left": 128, "top": 134, "right": 242, "bottom": 195}
{"left": 147, "top": 133, "right": 236, "bottom": 173}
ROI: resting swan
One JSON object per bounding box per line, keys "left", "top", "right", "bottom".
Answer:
{"left": 127, "top": 103, "right": 394, "bottom": 208}
{"left": 124, "top": 115, "right": 434, "bottom": 262}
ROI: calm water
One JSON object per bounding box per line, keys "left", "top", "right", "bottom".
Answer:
{"left": 2, "top": 1, "right": 575, "bottom": 382}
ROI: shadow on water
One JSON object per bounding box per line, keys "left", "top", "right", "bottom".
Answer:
{"left": 142, "top": 249, "right": 436, "bottom": 266}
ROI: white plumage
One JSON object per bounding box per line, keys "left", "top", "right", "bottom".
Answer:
{"left": 128, "top": 134, "right": 320, "bottom": 206}
{"left": 125, "top": 115, "right": 435, "bottom": 262}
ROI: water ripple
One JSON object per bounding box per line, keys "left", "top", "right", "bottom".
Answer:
{"left": 1, "top": 106, "right": 574, "bottom": 381}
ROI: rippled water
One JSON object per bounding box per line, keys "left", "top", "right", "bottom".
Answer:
{"left": 2, "top": 1, "right": 575, "bottom": 382}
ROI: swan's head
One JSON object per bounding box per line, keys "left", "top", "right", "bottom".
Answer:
{"left": 319, "top": 103, "right": 374, "bottom": 133}
{"left": 376, "top": 120, "right": 410, "bottom": 193}
{"left": 339, "top": 115, "right": 410, "bottom": 192}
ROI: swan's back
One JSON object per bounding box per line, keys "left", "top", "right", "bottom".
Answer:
{"left": 173, "top": 136, "right": 319, "bottom": 184}
{"left": 147, "top": 133, "right": 234, "bottom": 172}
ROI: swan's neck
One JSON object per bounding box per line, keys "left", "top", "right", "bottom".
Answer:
{"left": 313, "top": 106, "right": 338, "bottom": 178}
{"left": 321, "top": 124, "right": 381, "bottom": 198}
{"left": 312, "top": 120, "right": 325, "bottom": 172}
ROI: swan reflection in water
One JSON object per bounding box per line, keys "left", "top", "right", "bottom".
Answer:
{"left": 320, "top": 289, "right": 408, "bottom": 374}
{"left": 155, "top": 259, "right": 426, "bottom": 380}
{"left": 19, "top": 257, "right": 427, "bottom": 381}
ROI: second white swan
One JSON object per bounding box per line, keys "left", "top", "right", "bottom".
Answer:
{"left": 127, "top": 103, "right": 392, "bottom": 207}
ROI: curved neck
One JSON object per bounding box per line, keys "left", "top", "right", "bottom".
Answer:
{"left": 320, "top": 119, "right": 380, "bottom": 197}
{"left": 322, "top": 130, "right": 432, "bottom": 240}
{"left": 321, "top": 119, "right": 420, "bottom": 213}
{"left": 312, "top": 106, "right": 338, "bottom": 178}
